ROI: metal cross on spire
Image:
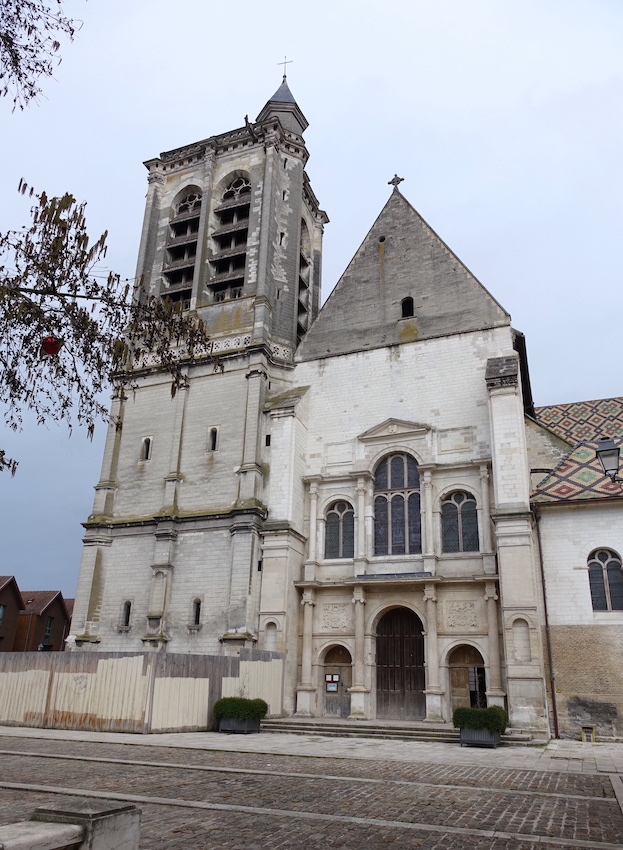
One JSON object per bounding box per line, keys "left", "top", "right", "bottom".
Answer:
{"left": 278, "top": 56, "right": 293, "bottom": 79}
{"left": 388, "top": 174, "right": 404, "bottom": 190}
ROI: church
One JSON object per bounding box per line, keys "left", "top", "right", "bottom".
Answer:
{"left": 70, "top": 78, "right": 623, "bottom": 741}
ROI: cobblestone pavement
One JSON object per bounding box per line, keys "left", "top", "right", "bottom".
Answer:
{"left": 0, "top": 735, "right": 622, "bottom": 849}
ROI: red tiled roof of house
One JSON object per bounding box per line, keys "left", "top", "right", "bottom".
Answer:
{"left": 0, "top": 576, "right": 25, "bottom": 608}
{"left": 21, "top": 591, "right": 63, "bottom": 615}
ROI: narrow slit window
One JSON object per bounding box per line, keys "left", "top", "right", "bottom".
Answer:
{"left": 208, "top": 427, "right": 219, "bottom": 452}
{"left": 140, "top": 437, "right": 152, "bottom": 462}
{"left": 122, "top": 601, "right": 132, "bottom": 627}
{"left": 193, "top": 599, "right": 201, "bottom": 626}
{"left": 401, "top": 297, "right": 414, "bottom": 318}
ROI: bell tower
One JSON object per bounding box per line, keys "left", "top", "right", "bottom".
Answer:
{"left": 72, "top": 80, "right": 328, "bottom": 653}
{"left": 137, "top": 75, "right": 326, "bottom": 352}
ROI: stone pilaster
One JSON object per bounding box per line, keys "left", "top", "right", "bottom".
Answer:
{"left": 296, "top": 588, "right": 316, "bottom": 715}
{"left": 423, "top": 583, "right": 444, "bottom": 720}
{"left": 484, "top": 580, "right": 505, "bottom": 706}
{"left": 349, "top": 585, "right": 369, "bottom": 718}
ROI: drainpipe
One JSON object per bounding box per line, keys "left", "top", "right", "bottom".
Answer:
{"left": 23, "top": 611, "right": 35, "bottom": 652}
{"left": 533, "top": 505, "right": 559, "bottom": 738}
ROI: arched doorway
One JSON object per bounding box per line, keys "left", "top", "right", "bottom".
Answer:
{"left": 323, "top": 645, "right": 352, "bottom": 717}
{"left": 376, "top": 608, "right": 425, "bottom": 720}
{"left": 448, "top": 645, "right": 487, "bottom": 711}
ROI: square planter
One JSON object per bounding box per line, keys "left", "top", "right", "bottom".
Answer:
{"left": 459, "top": 727, "right": 501, "bottom": 748}
{"left": 218, "top": 717, "right": 261, "bottom": 734}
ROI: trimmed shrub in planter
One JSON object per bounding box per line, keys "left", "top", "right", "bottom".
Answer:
{"left": 453, "top": 706, "right": 508, "bottom": 748}
{"left": 214, "top": 697, "right": 269, "bottom": 734}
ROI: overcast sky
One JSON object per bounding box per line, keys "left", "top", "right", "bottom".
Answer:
{"left": 1, "top": 0, "right": 622, "bottom": 596}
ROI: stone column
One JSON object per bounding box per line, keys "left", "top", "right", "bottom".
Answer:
{"left": 479, "top": 464, "right": 496, "bottom": 574}
{"left": 356, "top": 477, "right": 366, "bottom": 559}
{"left": 304, "top": 481, "right": 319, "bottom": 581}
{"left": 423, "top": 582, "right": 444, "bottom": 720}
{"left": 349, "top": 585, "right": 369, "bottom": 719}
{"left": 422, "top": 469, "right": 435, "bottom": 574}
{"left": 308, "top": 482, "right": 319, "bottom": 563}
{"left": 485, "top": 580, "right": 506, "bottom": 706}
{"left": 364, "top": 480, "right": 374, "bottom": 560}
{"left": 295, "top": 588, "right": 316, "bottom": 716}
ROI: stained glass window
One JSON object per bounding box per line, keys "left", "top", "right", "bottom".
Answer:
{"left": 373, "top": 454, "right": 421, "bottom": 555}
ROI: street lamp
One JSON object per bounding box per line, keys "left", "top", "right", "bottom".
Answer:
{"left": 595, "top": 437, "right": 622, "bottom": 483}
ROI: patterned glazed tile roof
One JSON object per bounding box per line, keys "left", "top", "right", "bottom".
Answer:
{"left": 532, "top": 440, "right": 623, "bottom": 503}
{"left": 535, "top": 397, "right": 623, "bottom": 444}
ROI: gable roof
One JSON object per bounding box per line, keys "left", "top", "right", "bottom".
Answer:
{"left": 297, "top": 189, "right": 510, "bottom": 362}
{"left": 0, "top": 576, "right": 25, "bottom": 609}
{"left": 20, "top": 590, "right": 68, "bottom": 618}
{"left": 535, "top": 397, "right": 623, "bottom": 444}
{"left": 532, "top": 439, "right": 623, "bottom": 504}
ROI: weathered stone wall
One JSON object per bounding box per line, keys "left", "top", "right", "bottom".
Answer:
{"left": 546, "top": 625, "right": 623, "bottom": 739}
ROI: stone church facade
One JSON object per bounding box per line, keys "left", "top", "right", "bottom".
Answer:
{"left": 70, "top": 79, "right": 623, "bottom": 740}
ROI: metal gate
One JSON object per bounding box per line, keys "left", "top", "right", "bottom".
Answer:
{"left": 376, "top": 608, "right": 425, "bottom": 720}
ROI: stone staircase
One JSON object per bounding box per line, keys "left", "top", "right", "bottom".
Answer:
{"left": 261, "top": 717, "right": 535, "bottom": 745}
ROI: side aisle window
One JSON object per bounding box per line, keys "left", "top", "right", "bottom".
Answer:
{"left": 441, "top": 492, "right": 479, "bottom": 553}
{"left": 325, "top": 502, "right": 355, "bottom": 559}
{"left": 588, "top": 549, "right": 623, "bottom": 611}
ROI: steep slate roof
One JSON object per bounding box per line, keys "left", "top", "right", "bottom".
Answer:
{"left": 535, "top": 397, "right": 623, "bottom": 444}
{"left": 266, "top": 77, "right": 297, "bottom": 104}
{"left": 256, "top": 76, "right": 308, "bottom": 134}
{"left": 532, "top": 440, "right": 623, "bottom": 504}
{"left": 297, "top": 189, "right": 510, "bottom": 362}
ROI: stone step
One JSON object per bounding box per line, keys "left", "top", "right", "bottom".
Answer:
{"left": 261, "top": 719, "right": 534, "bottom": 745}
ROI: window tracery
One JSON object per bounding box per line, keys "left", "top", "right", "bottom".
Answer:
{"left": 588, "top": 549, "right": 623, "bottom": 611}
{"left": 324, "top": 501, "right": 355, "bottom": 559}
{"left": 441, "top": 491, "right": 479, "bottom": 553}
{"left": 373, "top": 454, "right": 421, "bottom": 555}
{"left": 162, "top": 188, "right": 203, "bottom": 309}
{"left": 209, "top": 176, "right": 250, "bottom": 301}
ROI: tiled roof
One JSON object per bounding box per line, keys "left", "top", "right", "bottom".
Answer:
{"left": 532, "top": 440, "right": 623, "bottom": 504}
{"left": 535, "top": 398, "right": 623, "bottom": 444}
{"left": 0, "top": 576, "right": 24, "bottom": 608}
{"left": 21, "top": 591, "right": 61, "bottom": 614}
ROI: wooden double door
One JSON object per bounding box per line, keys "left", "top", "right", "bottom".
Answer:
{"left": 376, "top": 608, "right": 425, "bottom": 720}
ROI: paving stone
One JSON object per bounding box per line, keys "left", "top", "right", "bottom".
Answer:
{"left": 0, "top": 734, "right": 622, "bottom": 849}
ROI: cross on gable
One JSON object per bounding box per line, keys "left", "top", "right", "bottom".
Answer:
{"left": 388, "top": 174, "right": 404, "bottom": 189}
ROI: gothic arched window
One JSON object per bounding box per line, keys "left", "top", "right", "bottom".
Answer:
{"left": 210, "top": 175, "right": 250, "bottom": 302}
{"left": 588, "top": 549, "right": 623, "bottom": 611}
{"left": 162, "top": 188, "right": 203, "bottom": 309}
{"left": 441, "top": 492, "right": 479, "bottom": 553}
{"left": 374, "top": 454, "right": 421, "bottom": 555}
{"left": 325, "top": 501, "right": 355, "bottom": 559}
